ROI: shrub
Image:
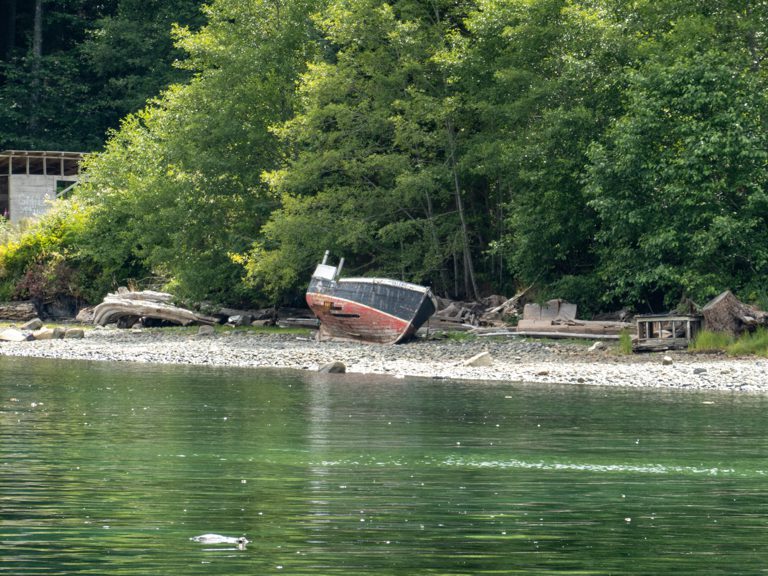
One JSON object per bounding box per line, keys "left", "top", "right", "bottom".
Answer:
{"left": 0, "top": 199, "right": 102, "bottom": 304}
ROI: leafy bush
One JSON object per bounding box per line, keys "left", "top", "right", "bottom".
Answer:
{"left": 546, "top": 275, "right": 608, "bottom": 318}
{"left": 0, "top": 200, "right": 108, "bottom": 304}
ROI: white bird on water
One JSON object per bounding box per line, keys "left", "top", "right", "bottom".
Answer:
{"left": 190, "top": 534, "right": 249, "bottom": 549}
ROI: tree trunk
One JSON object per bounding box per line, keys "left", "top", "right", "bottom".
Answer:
{"left": 445, "top": 119, "right": 480, "bottom": 301}
{"left": 93, "top": 293, "right": 217, "bottom": 327}
{"left": 423, "top": 188, "right": 449, "bottom": 295}
{"left": 452, "top": 250, "right": 459, "bottom": 298}
{"left": 33, "top": 0, "right": 43, "bottom": 59}
{"left": 29, "top": 0, "right": 43, "bottom": 136}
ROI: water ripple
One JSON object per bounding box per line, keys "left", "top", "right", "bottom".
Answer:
{"left": 312, "top": 457, "right": 748, "bottom": 477}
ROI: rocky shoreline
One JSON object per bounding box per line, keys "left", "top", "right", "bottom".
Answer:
{"left": 0, "top": 326, "right": 766, "bottom": 393}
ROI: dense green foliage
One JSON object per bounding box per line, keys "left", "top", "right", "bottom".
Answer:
{"left": 2, "top": 0, "right": 768, "bottom": 312}
{"left": 0, "top": 0, "right": 204, "bottom": 150}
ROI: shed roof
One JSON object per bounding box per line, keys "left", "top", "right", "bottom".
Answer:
{"left": 0, "top": 150, "right": 87, "bottom": 176}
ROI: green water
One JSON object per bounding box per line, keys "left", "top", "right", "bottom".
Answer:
{"left": 2, "top": 356, "right": 768, "bottom": 575}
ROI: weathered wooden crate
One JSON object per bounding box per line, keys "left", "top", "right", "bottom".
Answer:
{"left": 634, "top": 314, "right": 702, "bottom": 352}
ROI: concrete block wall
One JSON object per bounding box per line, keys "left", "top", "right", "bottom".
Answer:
{"left": 8, "top": 175, "right": 76, "bottom": 222}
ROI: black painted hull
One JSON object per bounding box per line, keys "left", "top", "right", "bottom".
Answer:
{"left": 307, "top": 276, "right": 436, "bottom": 344}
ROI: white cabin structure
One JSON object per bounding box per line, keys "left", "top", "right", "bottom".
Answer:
{"left": 0, "top": 150, "right": 86, "bottom": 223}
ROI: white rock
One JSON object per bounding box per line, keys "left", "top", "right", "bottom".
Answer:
{"left": 0, "top": 328, "right": 32, "bottom": 342}
{"left": 662, "top": 355, "right": 674, "bottom": 366}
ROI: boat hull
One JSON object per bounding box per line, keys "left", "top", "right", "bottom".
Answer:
{"left": 307, "top": 275, "right": 436, "bottom": 344}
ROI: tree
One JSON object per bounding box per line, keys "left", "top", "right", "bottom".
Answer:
{"left": 0, "top": 0, "right": 17, "bottom": 59}
{"left": 0, "top": 0, "right": 203, "bottom": 150}
{"left": 74, "top": 0, "right": 323, "bottom": 303}
{"left": 81, "top": 0, "right": 206, "bottom": 139}
{"left": 453, "top": 0, "right": 628, "bottom": 306}
{"left": 244, "top": 0, "right": 487, "bottom": 301}
{"left": 586, "top": 48, "right": 768, "bottom": 308}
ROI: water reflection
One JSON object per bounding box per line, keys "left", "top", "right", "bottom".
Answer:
{"left": 2, "top": 357, "right": 768, "bottom": 574}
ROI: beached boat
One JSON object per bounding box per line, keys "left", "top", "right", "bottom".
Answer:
{"left": 306, "top": 253, "right": 437, "bottom": 344}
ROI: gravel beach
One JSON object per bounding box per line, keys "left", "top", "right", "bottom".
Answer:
{"left": 1, "top": 326, "right": 767, "bottom": 393}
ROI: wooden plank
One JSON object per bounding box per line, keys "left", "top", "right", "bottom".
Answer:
{"left": 515, "top": 331, "right": 620, "bottom": 340}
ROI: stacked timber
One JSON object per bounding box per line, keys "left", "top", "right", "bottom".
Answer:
{"left": 0, "top": 301, "right": 38, "bottom": 322}
{"left": 93, "top": 288, "right": 217, "bottom": 327}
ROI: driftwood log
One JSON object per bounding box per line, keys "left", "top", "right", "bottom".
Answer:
{"left": 0, "top": 301, "right": 38, "bottom": 321}
{"left": 93, "top": 290, "right": 217, "bottom": 327}
{"left": 110, "top": 289, "right": 174, "bottom": 304}
{"left": 702, "top": 290, "right": 767, "bottom": 336}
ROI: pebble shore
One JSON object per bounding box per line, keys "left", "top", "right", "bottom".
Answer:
{"left": 1, "top": 326, "right": 767, "bottom": 392}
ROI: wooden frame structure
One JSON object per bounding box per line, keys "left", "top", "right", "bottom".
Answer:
{"left": 0, "top": 150, "right": 86, "bottom": 222}
{"left": 0, "top": 150, "right": 84, "bottom": 177}
{"left": 634, "top": 313, "right": 702, "bottom": 352}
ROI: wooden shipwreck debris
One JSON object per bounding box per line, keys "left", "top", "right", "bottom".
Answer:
{"left": 429, "top": 298, "right": 486, "bottom": 330}
{"left": 516, "top": 299, "right": 631, "bottom": 339}
{"left": 429, "top": 288, "right": 530, "bottom": 331}
{"left": 701, "top": 290, "right": 768, "bottom": 336}
{"left": 634, "top": 313, "right": 702, "bottom": 352}
{"left": 93, "top": 289, "right": 217, "bottom": 327}
{"left": 423, "top": 292, "right": 631, "bottom": 339}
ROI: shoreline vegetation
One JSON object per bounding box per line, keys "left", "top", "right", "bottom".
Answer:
{"left": 1, "top": 324, "right": 766, "bottom": 394}
{"left": 5, "top": 3, "right": 768, "bottom": 323}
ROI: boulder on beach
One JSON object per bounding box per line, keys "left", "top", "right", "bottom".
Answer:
{"left": 0, "top": 327, "right": 32, "bottom": 342}
{"left": 32, "top": 327, "right": 66, "bottom": 340}
{"left": 318, "top": 361, "right": 346, "bottom": 374}
{"left": 21, "top": 318, "right": 43, "bottom": 331}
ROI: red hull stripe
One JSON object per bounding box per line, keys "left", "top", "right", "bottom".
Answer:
{"left": 306, "top": 292, "right": 415, "bottom": 343}
{"left": 306, "top": 291, "right": 416, "bottom": 324}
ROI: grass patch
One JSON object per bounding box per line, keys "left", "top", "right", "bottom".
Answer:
{"left": 618, "top": 329, "right": 633, "bottom": 355}
{"left": 689, "top": 330, "right": 734, "bottom": 353}
{"left": 726, "top": 327, "right": 768, "bottom": 357}
{"left": 690, "top": 328, "right": 768, "bottom": 357}
{"left": 432, "top": 330, "right": 476, "bottom": 342}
